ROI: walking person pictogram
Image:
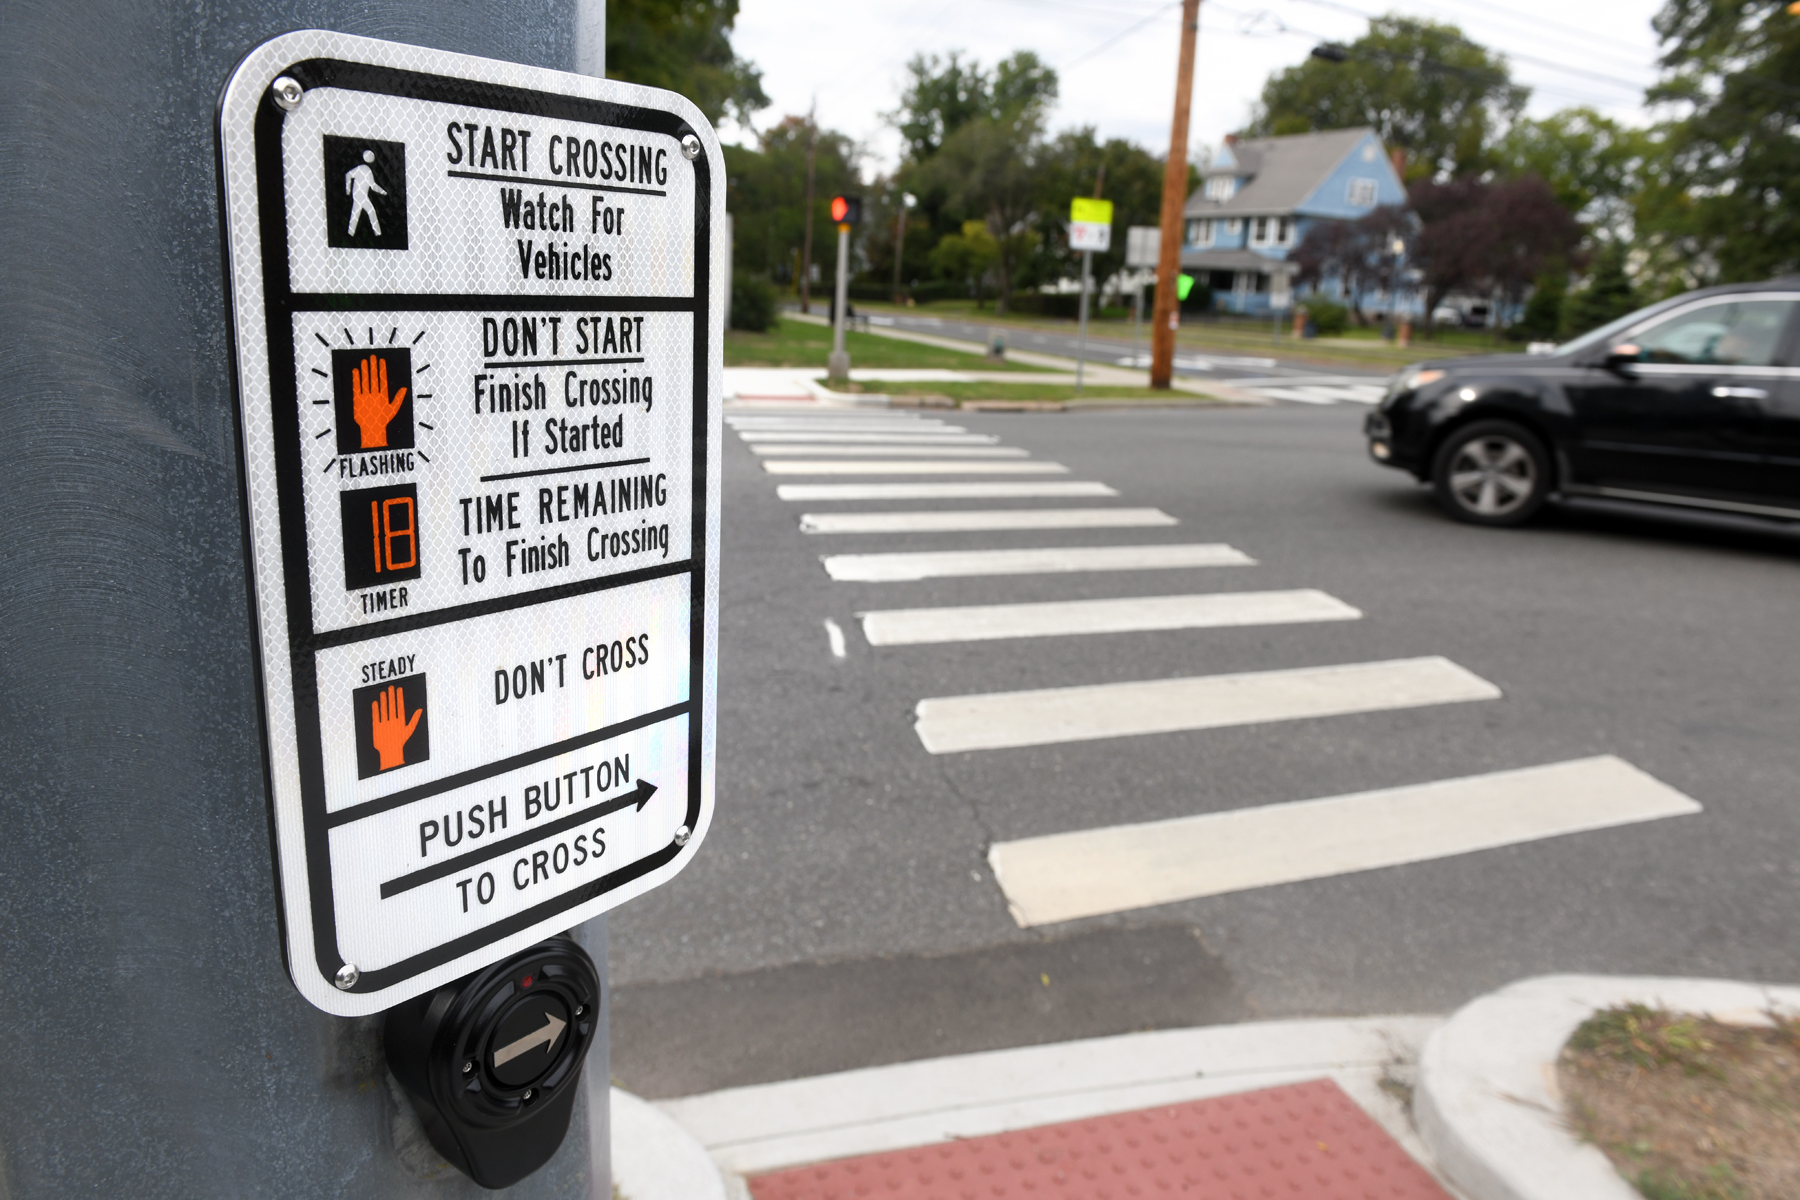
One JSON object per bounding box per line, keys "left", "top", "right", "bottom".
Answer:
{"left": 323, "top": 135, "right": 408, "bottom": 249}
{"left": 345, "top": 150, "right": 388, "bottom": 237}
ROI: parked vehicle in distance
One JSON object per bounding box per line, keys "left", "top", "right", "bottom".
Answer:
{"left": 1365, "top": 279, "right": 1800, "bottom": 526}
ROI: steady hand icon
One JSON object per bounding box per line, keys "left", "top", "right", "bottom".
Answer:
{"left": 370, "top": 684, "right": 422, "bottom": 770}
{"left": 350, "top": 354, "right": 408, "bottom": 449}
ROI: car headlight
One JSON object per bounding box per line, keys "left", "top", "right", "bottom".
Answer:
{"left": 1381, "top": 367, "right": 1447, "bottom": 409}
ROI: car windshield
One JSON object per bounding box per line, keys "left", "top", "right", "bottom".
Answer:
{"left": 1551, "top": 296, "right": 1685, "bottom": 357}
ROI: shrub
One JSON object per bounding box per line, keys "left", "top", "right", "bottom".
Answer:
{"left": 1303, "top": 298, "right": 1349, "bottom": 336}
{"left": 730, "top": 273, "right": 778, "bottom": 332}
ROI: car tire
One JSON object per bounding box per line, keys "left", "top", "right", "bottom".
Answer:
{"left": 1430, "top": 420, "right": 1552, "bottom": 526}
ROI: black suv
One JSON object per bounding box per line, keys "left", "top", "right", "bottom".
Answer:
{"left": 1365, "top": 279, "right": 1800, "bottom": 525}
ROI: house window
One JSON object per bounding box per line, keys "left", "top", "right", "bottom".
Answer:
{"left": 1205, "top": 175, "right": 1235, "bottom": 201}
{"left": 1185, "top": 219, "right": 1215, "bottom": 247}
{"left": 1277, "top": 217, "right": 1294, "bottom": 245}
{"left": 1347, "top": 177, "right": 1378, "bottom": 207}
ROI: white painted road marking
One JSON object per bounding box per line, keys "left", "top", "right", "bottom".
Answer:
{"left": 749, "top": 444, "right": 1029, "bottom": 457}
{"left": 988, "top": 756, "right": 1701, "bottom": 926}
{"left": 802, "top": 509, "right": 1179, "bottom": 535}
{"left": 823, "top": 618, "right": 847, "bottom": 659}
{"left": 821, "top": 543, "right": 1250, "bottom": 581}
{"left": 914, "top": 656, "right": 1500, "bottom": 754}
{"left": 762, "top": 460, "right": 1068, "bottom": 475}
{"left": 737, "top": 432, "right": 1000, "bottom": 445}
{"left": 860, "top": 589, "right": 1361, "bottom": 646}
{"left": 778, "top": 482, "right": 1118, "bottom": 501}
{"left": 729, "top": 421, "right": 966, "bottom": 433}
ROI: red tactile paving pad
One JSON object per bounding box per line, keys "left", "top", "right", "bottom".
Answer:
{"left": 747, "top": 1077, "right": 1452, "bottom": 1200}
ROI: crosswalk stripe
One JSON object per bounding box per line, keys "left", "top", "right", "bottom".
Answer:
{"left": 737, "top": 432, "right": 1000, "bottom": 445}
{"left": 730, "top": 421, "right": 965, "bottom": 433}
{"left": 860, "top": 589, "right": 1361, "bottom": 646}
{"left": 803, "top": 509, "right": 1178, "bottom": 535}
{"left": 763, "top": 460, "right": 1068, "bottom": 476}
{"left": 987, "top": 756, "right": 1701, "bottom": 926}
{"left": 750, "top": 445, "right": 1029, "bottom": 457}
{"left": 913, "top": 656, "right": 1500, "bottom": 754}
{"left": 820, "top": 542, "right": 1247, "bottom": 579}
{"left": 778, "top": 482, "right": 1117, "bottom": 501}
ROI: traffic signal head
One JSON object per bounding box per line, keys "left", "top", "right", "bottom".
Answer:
{"left": 830, "top": 195, "right": 861, "bottom": 226}
{"left": 1176, "top": 273, "right": 1196, "bottom": 301}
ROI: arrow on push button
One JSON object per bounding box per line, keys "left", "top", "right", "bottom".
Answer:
{"left": 493, "top": 1010, "right": 566, "bottom": 1068}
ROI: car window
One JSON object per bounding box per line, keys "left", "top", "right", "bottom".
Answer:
{"left": 1627, "top": 300, "right": 1796, "bottom": 367}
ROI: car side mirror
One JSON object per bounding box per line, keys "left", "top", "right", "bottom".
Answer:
{"left": 1603, "top": 343, "right": 1642, "bottom": 370}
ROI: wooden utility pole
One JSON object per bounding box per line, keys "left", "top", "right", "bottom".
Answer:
{"left": 799, "top": 105, "right": 818, "bottom": 314}
{"left": 1150, "top": 0, "right": 1201, "bottom": 389}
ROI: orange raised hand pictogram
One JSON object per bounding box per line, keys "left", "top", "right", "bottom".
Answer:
{"left": 370, "top": 683, "right": 422, "bottom": 770}
{"left": 350, "top": 354, "right": 408, "bottom": 449}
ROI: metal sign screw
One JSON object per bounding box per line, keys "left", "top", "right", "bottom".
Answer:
{"left": 574, "top": 1004, "right": 585, "bottom": 1017}
{"left": 680, "top": 134, "right": 700, "bottom": 161}
{"left": 271, "top": 76, "right": 304, "bottom": 112}
{"left": 673, "top": 825, "right": 691, "bottom": 846}
{"left": 334, "top": 963, "right": 360, "bottom": 990}
{"left": 462, "top": 1060, "right": 474, "bottom": 1075}
{"left": 522, "top": 1089, "right": 535, "bottom": 1102}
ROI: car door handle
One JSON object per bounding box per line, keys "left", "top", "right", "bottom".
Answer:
{"left": 1712, "top": 385, "right": 1769, "bottom": 399}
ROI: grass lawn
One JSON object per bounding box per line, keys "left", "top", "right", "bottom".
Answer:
{"left": 725, "top": 318, "right": 1039, "bottom": 371}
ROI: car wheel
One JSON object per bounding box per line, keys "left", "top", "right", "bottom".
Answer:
{"left": 1431, "top": 420, "right": 1551, "bottom": 526}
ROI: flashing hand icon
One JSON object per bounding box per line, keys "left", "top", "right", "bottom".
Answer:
{"left": 350, "top": 354, "right": 408, "bottom": 449}
{"left": 370, "top": 684, "right": 422, "bottom": 771}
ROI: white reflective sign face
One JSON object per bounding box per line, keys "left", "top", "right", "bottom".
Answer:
{"left": 218, "top": 31, "right": 722, "bottom": 1016}
{"left": 1069, "top": 221, "right": 1112, "bottom": 252}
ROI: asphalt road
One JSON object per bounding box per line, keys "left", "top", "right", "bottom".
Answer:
{"left": 864, "top": 310, "right": 1393, "bottom": 383}
{"left": 609, "top": 404, "right": 1800, "bottom": 1098}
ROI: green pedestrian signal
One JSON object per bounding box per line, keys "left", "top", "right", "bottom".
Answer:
{"left": 1176, "top": 273, "right": 1196, "bottom": 301}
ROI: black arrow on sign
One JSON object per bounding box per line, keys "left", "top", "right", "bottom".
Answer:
{"left": 380, "top": 778, "right": 659, "bottom": 899}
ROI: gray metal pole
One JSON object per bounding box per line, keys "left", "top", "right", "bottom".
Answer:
{"left": 829, "top": 224, "right": 852, "bottom": 384}
{"left": 0, "top": 4, "right": 604, "bottom": 1197}
{"left": 1075, "top": 249, "right": 1093, "bottom": 394}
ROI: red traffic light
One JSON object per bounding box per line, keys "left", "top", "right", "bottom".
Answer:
{"left": 830, "top": 195, "right": 861, "bottom": 226}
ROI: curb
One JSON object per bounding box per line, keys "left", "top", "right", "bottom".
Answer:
{"left": 1416, "top": 974, "right": 1800, "bottom": 1200}
{"left": 611, "top": 1086, "right": 739, "bottom": 1200}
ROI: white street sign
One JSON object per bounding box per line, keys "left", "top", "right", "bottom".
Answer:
{"left": 218, "top": 30, "right": 722, "bottom": 1016}
{"left": 1126, "top": 226, "right": 1161, "bottom": 268}
{"left": 1069, "top": 221, "right": 1112, "bottom": 252}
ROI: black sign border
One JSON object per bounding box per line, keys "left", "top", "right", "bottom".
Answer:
{"left": 241, "top": 56, "right": 713, "bottom": 999}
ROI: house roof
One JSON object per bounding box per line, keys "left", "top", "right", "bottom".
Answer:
{"left": 1186, "top": 127, "right": 1377, "bottom": 217}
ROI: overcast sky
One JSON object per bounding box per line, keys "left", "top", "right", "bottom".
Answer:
{"left": 723, "top": 0, "right": 1667, "bottom": 177}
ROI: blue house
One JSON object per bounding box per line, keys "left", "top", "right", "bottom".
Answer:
{"left": 1181, "top": 127, "right": 1409, "bottom": 315}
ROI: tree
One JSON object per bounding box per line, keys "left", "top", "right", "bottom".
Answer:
{"left": 892, "top": 50, "right": 1058, "bottom": 164}
{"left": 915, "top": 108, "right": 1048, "bottom": 312}
{"left": 1406, "top": 176, "right": 1581, "bottom": 334}
{"left": 1291, "top": 205, "right": 1414, "bottom": 324}
{"left": 1562, "top": 241, "right": 1639, "bottom": 336}
{"left": 724, "top": 116, "right": 859, "bottom": 289}
{"left": 1493, "top": 108, "right": 1650, "bottom": 238}
{"left": 607, "top": 0, "right": 769, "bottom": 128}
{"left": 1247, "top": 16, "right": 1527, "bottom": 179}
{"left": 1024, "top": 129, "right": 1166, "bottom": 293}
{"left": 1640, "top": 0, "right": 1800, "bottom": 282}
{"left": 929, "top": 221, "right": 1001, "bottom": 304}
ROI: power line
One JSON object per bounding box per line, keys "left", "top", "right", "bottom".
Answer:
{"left": 1203, "top": 2, "right": 1641, "bottom": 110}
{"left": 1061, "top": 1, "right": 1183, "bottom": 71}
{"left": 1281, "top": 0, "right": 1654, "bottom": 95}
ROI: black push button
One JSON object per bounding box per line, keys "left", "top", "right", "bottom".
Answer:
{"left": 488, "top": 992, "right": 570, "bottom": 1087}
{"left": 384, "top": 936, "right": 600, "bottom": 1189}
